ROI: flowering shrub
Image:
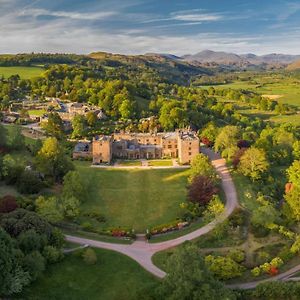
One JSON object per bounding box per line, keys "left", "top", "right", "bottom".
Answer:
{"left": 107, "top": 227, "right": 136, "bottom": 238}
{"left": 268, "top": 266, "right": 279, "bottom": 276}
{"left": 79, "top": 222, "right": 136, "bottom": 239}
{"left": 150, "top": 220, "right": 189, "bottom": 235}
{"left": 252, "top": 257, "right": 283, "bottom": 277}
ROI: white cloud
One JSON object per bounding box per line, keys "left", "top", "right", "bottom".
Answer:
{"left": 171, "top": 12, "right": 223, "bottom": 22}
{"left": 19, "top": 8, "right": 117, "bottom": 20}
{"left": 0, "top": 1, "right": 300, "bottom": 55}
{"left": 1, "top": 18, "right": 298, "bottom": 56}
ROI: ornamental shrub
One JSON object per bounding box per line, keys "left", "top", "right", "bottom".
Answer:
{"left": 82, "top": 248, "right": 97, "bottom": 265}
{"left": 251, "top": 267, "right": 261, "bottom": 277}
{"left": 227, "top": 249, "right": 245, "bottom": 263}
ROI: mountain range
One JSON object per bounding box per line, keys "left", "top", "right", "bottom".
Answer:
{"left": 146, "top": 50, "right": 300, "bottom": 67}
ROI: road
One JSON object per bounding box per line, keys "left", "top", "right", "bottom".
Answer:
{"left": 66, "top": 148, "right": 239, "bottom": 278}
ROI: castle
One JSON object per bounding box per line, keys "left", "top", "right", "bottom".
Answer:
{"left": 91, "top": 130, "right": 200, "bottom": 165}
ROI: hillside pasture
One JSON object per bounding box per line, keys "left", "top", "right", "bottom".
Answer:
{"left": 0, "top": 66, "right": 44, "bottom": 79}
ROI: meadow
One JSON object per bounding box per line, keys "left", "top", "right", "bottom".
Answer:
{"left": 75, "top": 162, "right": 189, "bottom": 232}
{"left": 0, "top": 66, "right": 44, "bottom": 79}
{"left": 204, "top": 74, "right": 300, "bottom": 107}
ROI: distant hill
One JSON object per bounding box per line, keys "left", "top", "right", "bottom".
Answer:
{"left": 183, "top": 50, "right": 244, "bottom": 65}
{"left": 286, "top": 60, "right": 300, "bottom": 71}
{"left": 88, "top": 51, "right": 213, "bottom": 85}
{"left": 182, "top": 50, "right": 300, "bottom": 67}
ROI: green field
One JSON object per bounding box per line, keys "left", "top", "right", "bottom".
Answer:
{"left": 20, "top": 248, "right": 158, "bottom": 300}
{"left": 0, "top": 66, "right": 44, "bottom": 79}
{"left": 117, "top": 160, "right": 141, "bottom": 166}
{"left": 75, "top": 163, "right": 189, "bottom": 232}
{"left": 270, "top": 113, "right": 300, "bottom": 125}
{"left": 203, "top": 75, "right": 300, "bottom": 107}
{"left": 28, "top": 109, "right": 46, "bottom": 116}
{"left": 148, "top": 160, "right": 173, "bottom": 167}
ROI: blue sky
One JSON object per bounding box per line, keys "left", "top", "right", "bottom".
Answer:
{"left": 1, "top": 0, "right": 300, "bottom": 54}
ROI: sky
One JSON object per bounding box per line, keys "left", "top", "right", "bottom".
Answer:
{"left": 1, "top": 0, "right": 300, "bottom": 55}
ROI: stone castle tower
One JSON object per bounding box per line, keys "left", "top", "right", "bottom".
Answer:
{"left": 92, "top": 135, "right": 113, "bottom": 164}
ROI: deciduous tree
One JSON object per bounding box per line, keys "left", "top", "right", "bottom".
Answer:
{"left": 187, "top": 175, "right": 218, "bottom": 206}
{"left": 158, "top": 243, "right": 236, "bottom": 300}
{"left": 239, "top": 147, "right": 269, "bottom": 181}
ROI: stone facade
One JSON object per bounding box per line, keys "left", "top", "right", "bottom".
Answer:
{"left": 72, "top": 141, "right": 92, "bottom": 159}
{"left": 91, "top": 130, "right": 199, "bottom": 164}
{"left": 92, "top": 135, "right": 113, "bottom": 164}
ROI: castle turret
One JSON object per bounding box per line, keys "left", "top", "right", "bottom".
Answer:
{"left": 92, "top": 135, "right": 113, "bottom": 164}
{"left": 177, "top": 131, "right": 200, "bottom": 164}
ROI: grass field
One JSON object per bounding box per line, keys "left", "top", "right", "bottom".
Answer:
{"left": 270, "top": 113, "right": 300, "bottom": 125}
{"left": 19, "top": 248, "right": 158, "bottom": 300}
{"left": 202, "top": 75, "right": 300, "bottom": 107}
{"left": 0, "top": 66, "right": 44, "bottom": 79}
{"left": 75, "top": 162, "right": 189, "bottom": 232}
{"left": 28, "top": 109, "right": 46, "bottom": 116}
{"left": 148, "top": 160, "right": 173, "bottom": 167}
{"left": 117, "top": 160, "right": 141, "bottom": 166}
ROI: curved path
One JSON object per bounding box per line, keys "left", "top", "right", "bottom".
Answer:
{"left": 66, "top": 148, "right": 239, "bottom": 278}
{"left": 227, "top": 264, "right": 300, "bottom": 289}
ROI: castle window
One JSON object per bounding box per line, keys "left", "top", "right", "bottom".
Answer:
{"left": 189, "top": 147, "right": 191, "bottom": 150}
{"left": 168, "top": 145, "right": 172, "bottom": 149}
{"left": 189, "top": 142, "right": 192, "bottom": 145}
{"left": 189, "top": 152, "right": 192, "bottom": 155}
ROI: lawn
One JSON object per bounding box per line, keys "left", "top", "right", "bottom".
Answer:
{"left": 28, "top": 109, "right": 46, "bottom": 116}
{"left": 117, "top": 160, "right": 141, "bottom": 167}
{"left": 75, "top": 162, "right": 189, "bottom": 232}
{"left": 148, "top": 160, "right": 173, "bottom": 167}
{"left": 19, "top": 248, "right": 158, "bottom": 300}
{"left": 0, "top": 66, "right": 44, "bottom": 79}
{"left": 231, "top": 172, "right": 258, "bottom": 211}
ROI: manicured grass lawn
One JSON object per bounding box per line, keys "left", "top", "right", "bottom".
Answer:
{"left": 28, "top": 109, "right": 46, "bottom": 116}
{"left": 19, "top": 248, "right": 158, "bottom": 300}
{"left": 148, "top": 160, "right": 173, "bottom": 167}
{"left": 117, "top": 160, "right": 141, "bottom": 166}
{"left": 0, "top": 66, "right": 44, "bottom": 79}
{"left": 75, "top": 162, "right": 189, "bottom": 232}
